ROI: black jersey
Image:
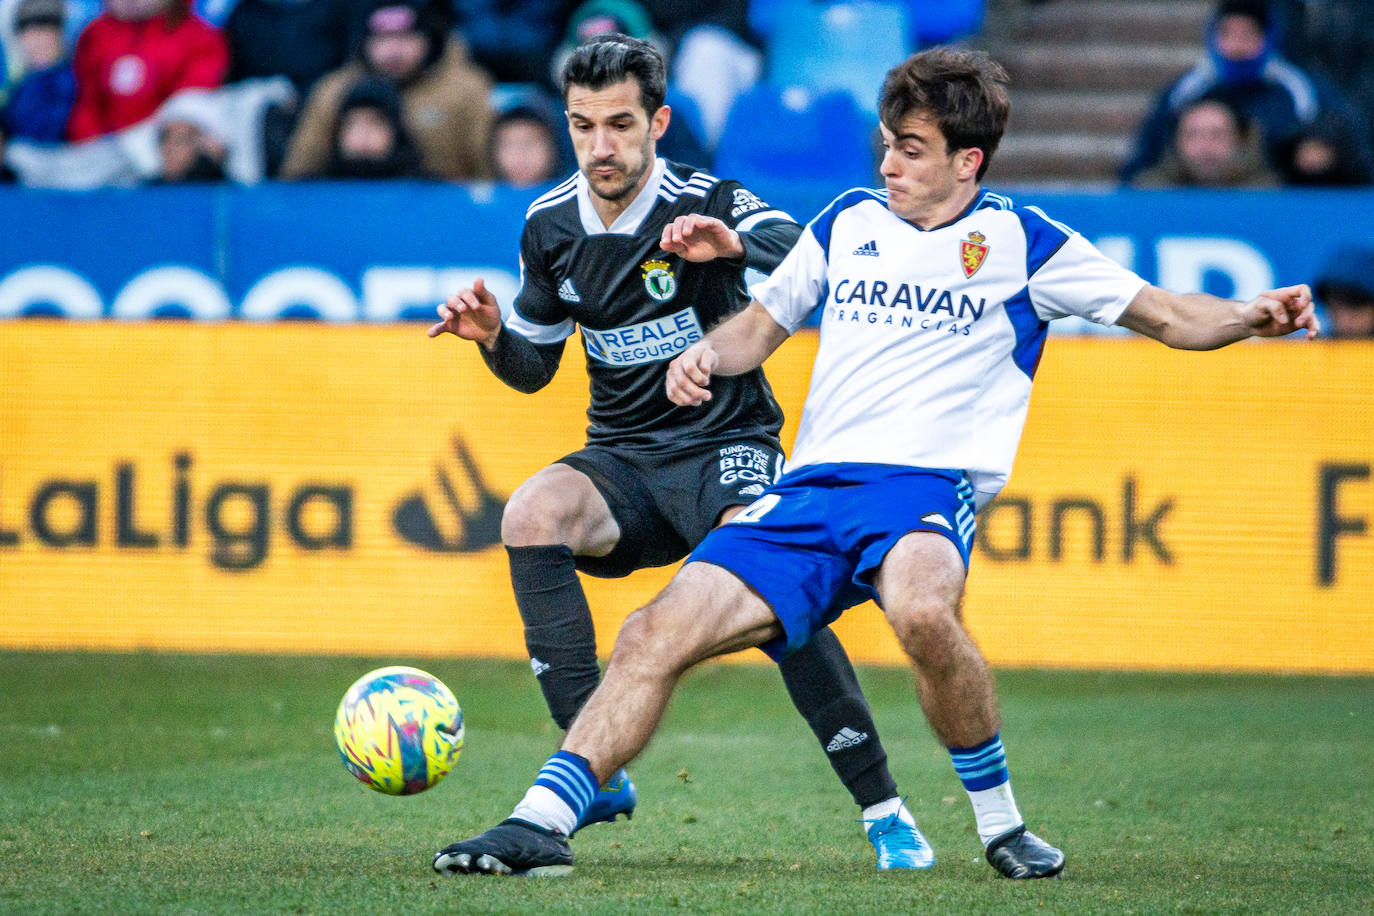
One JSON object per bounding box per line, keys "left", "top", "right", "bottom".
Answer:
{"left": 500, "top": 158, "right": 803, "bottom": 452}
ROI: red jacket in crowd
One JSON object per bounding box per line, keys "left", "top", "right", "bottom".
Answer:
{"left": 67, "top": 0, "right": 229, "bottom": 142}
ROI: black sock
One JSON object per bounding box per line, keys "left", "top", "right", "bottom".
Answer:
{"left": 507, "top": 544, "right": 600, "bottom": 730}
{"left": 778, "top": 626, "right": 898, "bottom": 808}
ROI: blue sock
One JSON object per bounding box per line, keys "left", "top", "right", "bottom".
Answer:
{"left": 510, "top": 750, "right": 599, "bottom": 836}
{"left": 948, "top": 733, "right": 1009, "bottom": 791}
{"left": 948, "top": 734, "right": 1023, "bottom": 845}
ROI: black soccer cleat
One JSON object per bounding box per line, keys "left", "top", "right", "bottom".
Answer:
{"left": 985, "top": 825, "right": 1065, "bottom": 879}
{"left": 433, "top": 818, "right": 573, "bottom": 877}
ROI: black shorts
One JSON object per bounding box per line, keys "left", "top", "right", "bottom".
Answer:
{"left": 557, "top": 436, "right": 785, "bottom": 578}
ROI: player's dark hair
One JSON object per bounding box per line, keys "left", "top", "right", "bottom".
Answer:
{"left": 559, "top": 33, "right": 667, "bottom": 116}
{"left": 878, "top": 47, "right": 1010, "bottom": 181}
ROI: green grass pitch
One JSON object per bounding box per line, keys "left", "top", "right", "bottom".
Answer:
{"left": 1, "top": 651, "right": 1369, "bottom": 914}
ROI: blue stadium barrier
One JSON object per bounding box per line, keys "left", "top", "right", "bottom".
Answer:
{"left": 0, "top": 182, "right": 1367, "bottom": 323}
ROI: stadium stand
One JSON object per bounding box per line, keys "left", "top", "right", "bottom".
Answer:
{"left": 712, "top": 83, "right": 875, "bottom": 197}
{"left": 979, "top": 0, "right": 1212, "bottom": 185}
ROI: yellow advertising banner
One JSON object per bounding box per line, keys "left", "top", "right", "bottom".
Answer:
{"left": 1, "top": 323, "right": 1371, "bottom": 673}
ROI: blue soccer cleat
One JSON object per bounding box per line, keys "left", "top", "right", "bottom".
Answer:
{"left": 574, "top": 768, "right": 637, "bottom": 832}
{"left": 864, "top": 813, "right": 935, "bottom": 870}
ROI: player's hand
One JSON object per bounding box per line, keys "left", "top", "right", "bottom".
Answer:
{"left": 659, "top": 214, "right": 744, "bottom": 263}
{"left": 1239, "top": 284, "right": 1321, "bottom": 340}
{"left": 666, "top": 341, "right": 719, "bottom": 406}
{"left": 427, "top": 278, "right": 504, "bottom": 349}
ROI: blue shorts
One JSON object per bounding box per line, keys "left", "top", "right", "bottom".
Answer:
{"left": 688, "top": 463, "right": 976, "bottom": 661}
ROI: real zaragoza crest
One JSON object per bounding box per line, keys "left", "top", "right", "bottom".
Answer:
{"left": 640, "top": 258, "right": 678, "bottom": 302}
{"left": 960, "top": 231, "right": 989, "bottom": 278}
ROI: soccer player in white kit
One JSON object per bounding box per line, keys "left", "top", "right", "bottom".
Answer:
{"left": 434, "top": 47, "right": 1319, "bottom": 880}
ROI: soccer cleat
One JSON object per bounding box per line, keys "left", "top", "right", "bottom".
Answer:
{"left": 984, "top": 824, "right": 1065, "bottom": 879}
{"left": 863, "top": 813, "right": 935, "bottom": 870}
{"left": 574, "top": 768, "right": 637, "bottom": 832}
{"left": 432, "top": 818, "right": 573, "bottom": 877}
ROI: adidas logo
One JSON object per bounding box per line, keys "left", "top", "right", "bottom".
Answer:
{"left": 852, "top": 240, "right": 879, "bottom": 257}
{"left": 558, "top": 278, "right": 581, "bottom": 303}
{"left": 530, "top": 657, "right": 550, "bottom": 677}
{"left": 920, "top": 512, "right": 952, "bottom": 531}
{"left": 826, "top": 726, "right": 870, "bottom": 752}
{"left": 738, "top": 483, "right": 766, "bottom": 497}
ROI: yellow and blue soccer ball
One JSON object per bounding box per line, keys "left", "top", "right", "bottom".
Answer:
{"left": 333, "top": 665, "right": 464, "bottom": 795}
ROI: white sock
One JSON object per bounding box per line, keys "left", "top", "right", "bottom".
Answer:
{"left": 967, "top": 781, "right": 1023, "bottom": 846}
{"left": 510, "top": 785, "right": 578, "bottom": 837}
{"left": 860, "top": 796, "right": 915, "bottom": 835}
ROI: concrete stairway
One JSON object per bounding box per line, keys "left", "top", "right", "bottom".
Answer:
{"left": 976, "top": 0, "right": 1215, "bottom": 186}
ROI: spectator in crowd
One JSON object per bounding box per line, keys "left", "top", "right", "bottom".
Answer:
{"left": 147, "top": 89, "right": 227, "bottom": 182}
{"left": 0, "top": 0, "right": 78, "bottom": 143}
{"left": 1131, "top": 94, "right": 1278, "bottom": 188}
{"left": 67, "top": 0, "right": 229, "bottom": 141}
{"left": 1120, "top": 0, "right": 1373, "bottom": 183}
{"left": 638, "top": 0, "right": 751, "bottom": 51}
{"left": 279, "top": 0, "right": 492, "bottom": 180}
{"left": 488, "top": 101, "right": 565, "bottom": 186}
{"left": 551, "top": 0, "right": 710, "bottom": 166}
{"left": 321, "top": 75, "right": 428, "bottom": 178}
{"left": 1313, "top": 242, "right": 1374, "bottom": 339}
{"left": 1273, "top": 113, "right": 1373, "bottom": 186}
{"left": 451, "top": 0, "right": 573, "bottom": 86}
{"left": 224, "top": 0, "right": 372, "bottom": 97}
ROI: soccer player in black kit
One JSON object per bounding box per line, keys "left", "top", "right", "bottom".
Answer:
{"left": 428, "top": 34, "right": 928, "bottom": 870}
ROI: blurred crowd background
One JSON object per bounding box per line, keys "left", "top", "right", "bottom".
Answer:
{"left": 1, "top": 0, "right": 1372, "bottom": 332}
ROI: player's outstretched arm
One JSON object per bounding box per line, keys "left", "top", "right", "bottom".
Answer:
{"left": 1117, "top": 284, "right": 1320, "bottom": 350}
{"left": 667, "top": 302, "right": 788, "bottom": 405}
{"left": 427, "top": 277, "right": 504, "bottom": 350}
{"left": 659, "top": 214, "right": 745, "bottom": 263}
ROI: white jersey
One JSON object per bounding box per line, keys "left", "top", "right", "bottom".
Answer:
{"left": 753, "top": 187, "right": 1147, "bottom": 505}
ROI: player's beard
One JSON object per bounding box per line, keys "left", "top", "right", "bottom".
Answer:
{"left": 584, "top": 136, "right": 653, "bottom": 203}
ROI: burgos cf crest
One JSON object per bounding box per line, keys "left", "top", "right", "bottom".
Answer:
{"left": 641, "top": 259, "right": 678, "bottom": 302}
{"left": 960, "top": 231, "right": 989, "bottom": 278}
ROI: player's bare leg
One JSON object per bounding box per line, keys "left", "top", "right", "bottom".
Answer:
{"left": 560, "top": 562, "right": 781, "bottom": 779}
{"left": 875, "top": 530, "right": 1064, "bottom": 879}
{"left": 434, "top": 562, "right": 780, "bottom": 876}
{"left": 873, "top": 532, "right": 998, "bottom": 747}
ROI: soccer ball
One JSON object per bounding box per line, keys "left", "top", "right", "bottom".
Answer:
{"left": 333, "top": 665, "right": 464, "bottom": 795}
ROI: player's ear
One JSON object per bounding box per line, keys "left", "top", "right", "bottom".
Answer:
{"left": 954, "top": 146, "right": 983, "bottom": 182}
{"left": 650, "top": 104, "right": 671, "bottom": 142}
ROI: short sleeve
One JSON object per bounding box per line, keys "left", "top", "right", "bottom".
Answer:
{"left": 750, "top": 230, "right": 829, "bottom": 334}
{"left": 509, "top": 222, "right": 575, "bottom": 344}
{"left": 1022, "top": 207, "right": 1147, "bottom": 326}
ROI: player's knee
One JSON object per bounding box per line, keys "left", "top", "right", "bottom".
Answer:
{"left": 887, "top": 600, "right": 960, "bottom": 659}
{"left": 609, "top": 603, "right": 692, "bottom": 677}
{"left": 501, "top": 482, "right": 570, "bottom": 546}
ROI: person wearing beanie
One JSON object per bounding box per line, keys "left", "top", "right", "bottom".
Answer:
{"left": 0, "top": 0, "right": 78, "bottom": 142}
{"left": 279, "top": 0, "right": 493, "bottom": 180}
{"left": 1120, "top": 0, "right": 1373, "bottom": 183}
{"left": 1313, "top": 242, "right": 1374, "bottom": 339}
{"left": 147, "top": 92, "right": 229, "bottom": 183}
{"left": 320, "top": 75, "right": 429, "bottom": 178}
{"left": 487, "top": 101, "right": 567, "bottom": 186}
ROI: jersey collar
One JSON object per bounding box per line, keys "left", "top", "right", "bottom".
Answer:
{"left": 903, "top": 186, "right": 989, "bottom": 232}
{"left": 576, "top": 157, "right": 667, "bottom": 236}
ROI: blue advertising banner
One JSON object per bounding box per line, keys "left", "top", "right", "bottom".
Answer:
{"left": 0, "top": 182, "right": 1366, "bottom": 322}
